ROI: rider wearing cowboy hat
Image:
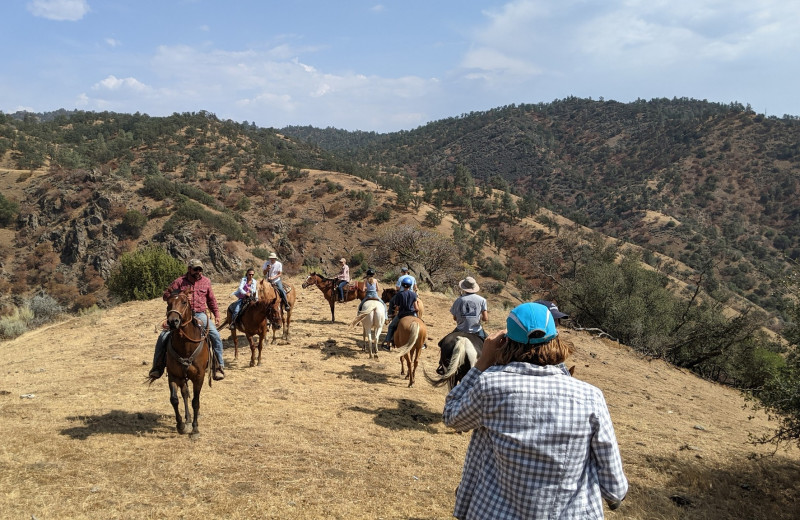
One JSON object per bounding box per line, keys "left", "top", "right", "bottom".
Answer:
{"left": 450, "top": 276, "right": 489, "bottom": 340}
{"left": 262, "top": 252, "right": 291, "bottom": 311}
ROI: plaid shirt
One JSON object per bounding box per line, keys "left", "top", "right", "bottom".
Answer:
{"left": 444, "top": 363, "right": 628, "bottom": 519}
{"left": 163, "top": 273, "right": 220, "bottom": 320}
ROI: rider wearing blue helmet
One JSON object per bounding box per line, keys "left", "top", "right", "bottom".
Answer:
{"left": 382, "top": 275, "right": 419, "bottom": 350}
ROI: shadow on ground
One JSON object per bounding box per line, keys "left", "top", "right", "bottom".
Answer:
{"left": 349, "top": 398, "right": 442, "bottom": 433}
{"left": 60, "top": 410, "right": 164, "bottom": 440}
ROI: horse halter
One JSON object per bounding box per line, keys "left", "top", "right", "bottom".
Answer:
{"left": 166, "top": 292, "right": 193, "bottom": 328}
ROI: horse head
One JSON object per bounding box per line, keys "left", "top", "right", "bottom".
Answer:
{"left": 166, "top": 288, "right": 193, "bottom": 331}
{"left": 302, "top": 273, "right": 321, "bottom": 289}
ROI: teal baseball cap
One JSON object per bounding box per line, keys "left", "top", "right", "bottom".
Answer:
{"left": 506, "top": 302, "right": 558, "bottom": 345}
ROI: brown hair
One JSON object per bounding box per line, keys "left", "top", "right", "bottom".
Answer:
{"left": 496, "top": 336, "right": 573, "bottom": 366}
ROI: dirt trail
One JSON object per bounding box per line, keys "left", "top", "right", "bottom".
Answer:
{"left": 1, "top": 276, "right": 798, "bottom": 519}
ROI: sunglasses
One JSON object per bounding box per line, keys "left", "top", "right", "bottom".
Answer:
{"left": 192, "top": 267, "right": 203, "bottom": 272}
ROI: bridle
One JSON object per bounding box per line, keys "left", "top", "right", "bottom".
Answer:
{"left": 165, "top": 290, "right": 208, "bottom": 379}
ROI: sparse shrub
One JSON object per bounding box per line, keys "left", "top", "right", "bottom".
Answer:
{"left": 251, "top": 247, "right": 271, "bottom": 260}
{"left": 0, "top": 313, "right": 28, "bottom": 339}
{"left": 28, "top": 292, "right": 63, "bottom": 324}
{"left": 373, "top": 207, "right": 391, "bottom": 223}
{"left": 119, "top": 210, "right": 148, "bottom": 239}
{"left": 325, "top": 201, "right": 343, "bottom": 218}
{"left": 278, "top": 186, "right": 294, "bottom": 199}
{"left": 107, "top": 246, "right": 186, "bottom": 302}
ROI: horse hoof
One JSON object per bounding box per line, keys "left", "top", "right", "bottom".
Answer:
{"left": 177, "top": 424, "right": 187, "bottom": 435}
{"left": 250, "top": 361, "right": 255, "bottom": 367}
{"left": 190, "top": 429, "right": 201, "bottom": 439}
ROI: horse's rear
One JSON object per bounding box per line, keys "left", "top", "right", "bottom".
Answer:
{"left": 394, "top": 316, "right": 427, "bottom": 387}
{"left": 349, "top": 300, "right": 386, "bottom": 358}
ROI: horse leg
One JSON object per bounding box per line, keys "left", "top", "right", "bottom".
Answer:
{"left": 232, "top": 329, "right": 239, "bottom": 360}
{"left": 181, "top": 381, "right": 191, "bottom": 426}
{"left": 169, "top": 378, "right": 186, "bottom": 434}
{"left": 329, "top": 297, "right": 336, "bottom": 322}
{"left": 256, "top": 333, "right": 264, "bottom": 366}
{"left": 247, "top": 333, "right": 257, "bottom": 367}
{"left": 409, "top": 347, "right": 420, "bottom": 387}
{"left": 283, "top": 310, "right": 291, "bottom": 341}
{"left": 190, "top": 379, "right": 202, "bottom": 436}
{"left": 401, "top": 354, "right": 408, "bottom": 377}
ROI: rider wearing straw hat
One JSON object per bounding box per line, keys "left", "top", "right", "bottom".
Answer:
{"left": 262, "top": 252, "right": 291, "bottom": 311}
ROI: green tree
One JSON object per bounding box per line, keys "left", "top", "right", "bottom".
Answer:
{"left": 106, "top": 247, "right": 185, "bottom": 302}
{"left": 118, "top": 210, "right": 148, "bottom": 238}
{"left": 0, "top": 192, "right": 19, "bottom": 227}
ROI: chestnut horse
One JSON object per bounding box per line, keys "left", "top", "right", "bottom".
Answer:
{"left": 394, "top": 316, "right": 427, "bottom": 387}
{"left": 302, "top": 272, "right": 365, "bottom": 322}
{"left": 219, "top": 295, "right": 282, "bottom": 366}
{"left": 258, "top": 279, "right": 295, "bottom": 342}
{"left": 164, "top": 288, "right": 212, "bottom": 436}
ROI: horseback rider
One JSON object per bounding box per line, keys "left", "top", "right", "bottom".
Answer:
{"left": 382, "top": 276, "right": 419, "bottom": 350}
{"left": 395, "top": 266, "right": 418, "bottom": 292}
{"left": 228, "top": 267, "right": 258, "bottom": 330}
{"left": 335, "top": 257, "right": 350, "bottom": 303}
{"left": 149, "top": 258, "right": 226, "bottom": 381}
{"left": 262, "top": 252, "right": 291, "bottom": 311}
{"left": 449, "top": 276, "right": 489, "bottom": 340}
{"left": 358, "top": 268, "right": 387, "bottom": 315}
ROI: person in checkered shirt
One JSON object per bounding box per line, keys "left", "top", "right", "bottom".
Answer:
{"left": 443, "top": 302, "right": 628, "bottom": 519}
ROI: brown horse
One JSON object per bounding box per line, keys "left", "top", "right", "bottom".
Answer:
{"left": 302, "top": 272, "right": 365, "bottom": 322}
{"left": 219, "top": 295, "right": 282, "bottom": 366}
{"left": 394, "top": 316, "right": 427, "bottom": 387}
{"left": 258, "top": 279, "right": 295, "bottom": 342}
{"left": 163, "top": 288, "right": 212, "bottom": 436}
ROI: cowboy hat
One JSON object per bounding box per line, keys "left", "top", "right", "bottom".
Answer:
{"left": 458, "top": 276, "right": 480, "bottom": 294}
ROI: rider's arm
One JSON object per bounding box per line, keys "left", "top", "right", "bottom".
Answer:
{"left": 481, "top": 310, "right": 489, "bottom": 323}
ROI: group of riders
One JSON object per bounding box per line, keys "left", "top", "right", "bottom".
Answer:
{"left": 147, "top": 253, "right": 567, "bottom": 381}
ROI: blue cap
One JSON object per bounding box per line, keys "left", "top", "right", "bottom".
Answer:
{"left": 400, "top": 276, "right": 414, "bottom": 287}
{"left": 506, "top": 303, "right": 558, "bottom": 345}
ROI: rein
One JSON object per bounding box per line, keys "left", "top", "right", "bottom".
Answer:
{"left": 167, "top": 317, "right": 208, "bottom": 380}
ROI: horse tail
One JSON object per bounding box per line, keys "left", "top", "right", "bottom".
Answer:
{"left": 349, "top": 312, "right": 370, "bottom": 329}
{"left": 425, "top": 336, "right": 473, "bottom": 388}
{"left": 395, "top": 321, "right": 420, "bottom": 357}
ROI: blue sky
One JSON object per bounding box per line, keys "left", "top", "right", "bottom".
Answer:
{"left": 2, "top": 0, "right": 799, "bottom": 132}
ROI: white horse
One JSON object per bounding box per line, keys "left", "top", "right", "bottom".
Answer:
{"left": 349, "top": 300, "right": 386, "bottom": 359}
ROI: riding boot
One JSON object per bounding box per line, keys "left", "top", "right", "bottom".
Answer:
{"left": 149, "top": 331, "right": 169, "bottom": 379}
{"left": 229, "top": 313, "right": 237, "bottom": 330}
{"left": 213, "top": 351, "right": 225, "bottom": 380}
{"left": 280, "top": 292, "right": 291, "bottom": 311}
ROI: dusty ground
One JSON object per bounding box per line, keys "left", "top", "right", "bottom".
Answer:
{"left": 1, "top": 276, "right": 799, "bottom": 519}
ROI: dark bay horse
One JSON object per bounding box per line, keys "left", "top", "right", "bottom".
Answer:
{"left": 219, "top": 295, "right": 282, "bottom": 366}
{"left": 258, "top": 279, "right": 295, "bottom": 342}
{"left": 302, "top": 272, "right": 365, "bottom": 322}
{"left": 164, "top": 288, "right": 212, "bottom": 436}
{"left": 394, "top": 316, "right": 427, "bottom": 387}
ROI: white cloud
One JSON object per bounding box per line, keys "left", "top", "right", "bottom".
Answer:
{"left": 92, "top": 75, "right": 148, "bottom": 92}
{"left": 370, "top": 4, "right": 385, "bottom": 13}
{"left": 105, "top": 38, "right": 121, "bottom": 47}
{"left": 27, "top": 0, "right": 90, "bottom": 21}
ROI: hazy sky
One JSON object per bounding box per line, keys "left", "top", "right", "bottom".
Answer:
{"left": 2, "top": 0, "right": 798, "bottom": 132}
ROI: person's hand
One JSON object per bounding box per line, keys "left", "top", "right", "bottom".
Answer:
{"left": 475, "top": 330, "right": 506, "bottom": 371}
{"left": 214, "top": 316, "right": 220, "bottom": 328}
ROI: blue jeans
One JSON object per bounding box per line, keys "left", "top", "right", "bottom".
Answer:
{"left": 273, "top": 279, "right": 289, "bottom": 307}
{"left": 194, "top": 312, "right": 224, "bottom": 368}
{"left": 231, "top": 298, "right": 245, "bottom": 320}
{"left": 337, "top": 281, "right": 348, "bottom": 301}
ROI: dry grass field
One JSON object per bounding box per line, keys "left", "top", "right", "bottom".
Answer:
{"left": 2, "top": 276, "right": 799, "bottom": 519}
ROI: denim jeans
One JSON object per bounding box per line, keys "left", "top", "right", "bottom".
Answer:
{"left": 273, "top": 279, "right": 289, "bottom": 307}
{"left": 384, "top": 312, "right": 417, "bottom": 344}
{"left": 337, "top": 281, "right": 347, "bottom": 301}
{"left": 194, "top": 312, "right": 224, "bottom": 368}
